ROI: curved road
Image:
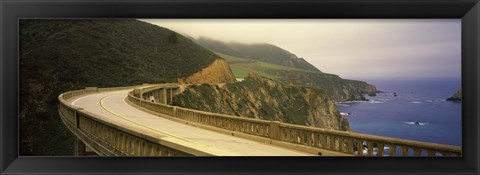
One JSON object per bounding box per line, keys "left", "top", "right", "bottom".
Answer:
{"left": 68, "top": 89, "right": 312, "bottom": 156}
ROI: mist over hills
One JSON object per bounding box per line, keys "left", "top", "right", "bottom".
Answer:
{"left": 194, "top": 37, "right": 377, "bottom": 101}
{"left": 195, "top": 37, "right": 321, "bottom": 72}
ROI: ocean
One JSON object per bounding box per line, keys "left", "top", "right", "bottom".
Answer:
{"left": 336, "top": 78, "right": 462, "bottom": 147}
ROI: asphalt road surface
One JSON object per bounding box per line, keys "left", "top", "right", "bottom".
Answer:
{"left": 69, "top": 89, "right": 312, "bottom": 156}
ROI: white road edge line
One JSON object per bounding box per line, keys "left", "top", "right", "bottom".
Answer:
{"left": 99, "top": 94, "right": 209, "bottom": 146}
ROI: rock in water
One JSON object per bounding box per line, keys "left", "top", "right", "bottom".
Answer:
{"left": 446, "top": 90, "right": 462, "bottom": 102}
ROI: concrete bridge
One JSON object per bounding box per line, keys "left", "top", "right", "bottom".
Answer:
{"left": 58, "top": 84, "right": 461, "bottom": 156}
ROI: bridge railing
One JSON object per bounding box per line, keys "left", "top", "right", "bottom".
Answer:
{"left": 176, "top": 107, "right": 271, "bottom": 138}
{"left": 97, "top": 85, "right": 145, "bottom": 92}
{"left": 128, "top": 91, "right": 271, "bottom": 138}
{"left": 128, "top": 85, "right": 462, "bottom": 157}
{"left": 59, "top": 85, "right": 236, "bottom": 156}
{"left": 277, "top": 123, "right": 460, "bottom": 156}
{"left": 128, "top": 91, "right": 177, "bottom": 116}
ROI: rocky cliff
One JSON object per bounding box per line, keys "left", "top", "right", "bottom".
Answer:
{"left": 273, "top": 70, "right": 377, "bottom": 101}
{"left": 178, "top": 59, "right": 236, "bottom": 84}
{"left": 173, "top": 73, "right": 350, "bottom": 131}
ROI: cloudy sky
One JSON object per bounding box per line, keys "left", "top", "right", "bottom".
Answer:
{"left": 141, "top": 19, "right": 461, "bottom": 80}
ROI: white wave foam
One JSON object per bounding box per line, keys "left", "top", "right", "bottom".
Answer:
{"left": 411, "top": 101, "right": 422, "bottom": 104}
{"left": 426, "top": 99, "right": 446, "bottom": 102}
{"left": 340, "top": 112, "right": 352, "bottom": 116}
{"left": 405, "top": 121, "right": 428, "bottom": 126}
{"left": 336, "top": 103, "right": 352, "bottom": 107}
{"left": 338, "top": 100, "right": 384, "bottom": 104}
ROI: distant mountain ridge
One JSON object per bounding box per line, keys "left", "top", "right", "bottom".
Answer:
{"left": 273, "top": 70, "right": 377, "bottom": 101}
{"left": 196, "top": 38, "right": 378, "bottom": 101}
{"left": 195, "top": 37, "right": 321, "bottom": 72}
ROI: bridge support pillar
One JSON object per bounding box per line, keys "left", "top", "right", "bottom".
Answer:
{"left": 74, "top": 137, "right": 86, "bottom": 156}
{"left": 166, "top": 88, "right": 173, "bottom": 104}
{"left": 160, "top": 88, "right": 167, "bottom": 104}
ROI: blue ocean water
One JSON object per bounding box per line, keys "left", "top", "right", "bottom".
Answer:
{"left": 336, "top": 78, "right": 462, "bottom": 146}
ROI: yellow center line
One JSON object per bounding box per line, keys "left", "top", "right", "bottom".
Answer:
{"left": 98, "top": 95, "right": 207, "bottom": 146}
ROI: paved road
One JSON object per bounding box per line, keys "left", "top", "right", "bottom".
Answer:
{"left": 69, "top": 89, "right": 312, "bottom": 156}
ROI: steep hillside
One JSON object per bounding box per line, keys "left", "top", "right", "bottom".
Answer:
{"left": 218, "top": 52, "right": 377, "bottom": 101}
{"left": 195, "top": 37, "right": 247, "bottom": 58}
{"left": 217, "top": 52, "right": 317, "bottom": 80}
{"left": 195, "top": 37, "right": 321, "bottom": 72}
{"left": 273, "top": 71, "right": 377, "bottom": 101}
{"left": 178, "top": 59, "right": 236, "bottom": 84}
{"left": 19, "top": 19, "right": 235, "bottom": 155}
{"left": 173, "top": 73, "right": 351, "bottom": 131}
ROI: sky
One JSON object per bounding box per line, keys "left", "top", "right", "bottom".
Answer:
{"left": 140, "top": 19, "right": 461, "bottom": 80}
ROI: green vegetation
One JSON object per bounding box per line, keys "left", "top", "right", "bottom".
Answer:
{"left": 217, "top": 52, "right": 317, "bottom": 81}
{"left": 196, "top": 37, "right": 377, "bottom": 101}
{"left": 216, "top": 52, "right": 377, "bottom": 101}
{"left": 19, "top": 19, "right": 377, "bottom": 155}
{"left": 196, "top": 37, "right": 321, "bottom": 72}
{"left": 19, "top": 19, "right": 226, "bottom": 156}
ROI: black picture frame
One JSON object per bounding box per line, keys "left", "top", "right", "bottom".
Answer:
{"left": 1, "top": 0, "right": 479, "bottom": 174}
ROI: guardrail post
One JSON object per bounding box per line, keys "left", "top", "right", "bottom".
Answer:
{"left": 173, "top": 106, "right": 177, "bottom": 117}
{"left": 269, "top": 121, "right": 281, "bottom": 140}
{"left": 169, "top": 88, "right": 173, "bottom": 104}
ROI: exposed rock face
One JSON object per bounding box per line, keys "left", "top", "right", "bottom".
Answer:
{"left": 178, "top": 59, "right": 236, "bottom": 84}
{"left": 447, "top": 90, "right": 462, "bottom": 102}
{"left": 173, "top": 73, "right": 351, "bottom": 131}
{"left": 273, "top": 70, "right": 377, "bottom": 101}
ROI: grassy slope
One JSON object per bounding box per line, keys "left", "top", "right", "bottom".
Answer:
{"left": 217, "top": 52, "right": 376, "bottom": 101}
{"left": 199, "top": 38, "right": 376, "bottom": 100}
{"left": 195, "top": 38, "right": 321, "bottom": 72}
{"left": 217, "top": 52, "right": 318, "bottom": 81}
{"left": 19, "top": 19, "right": 228, "bottom": 156}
